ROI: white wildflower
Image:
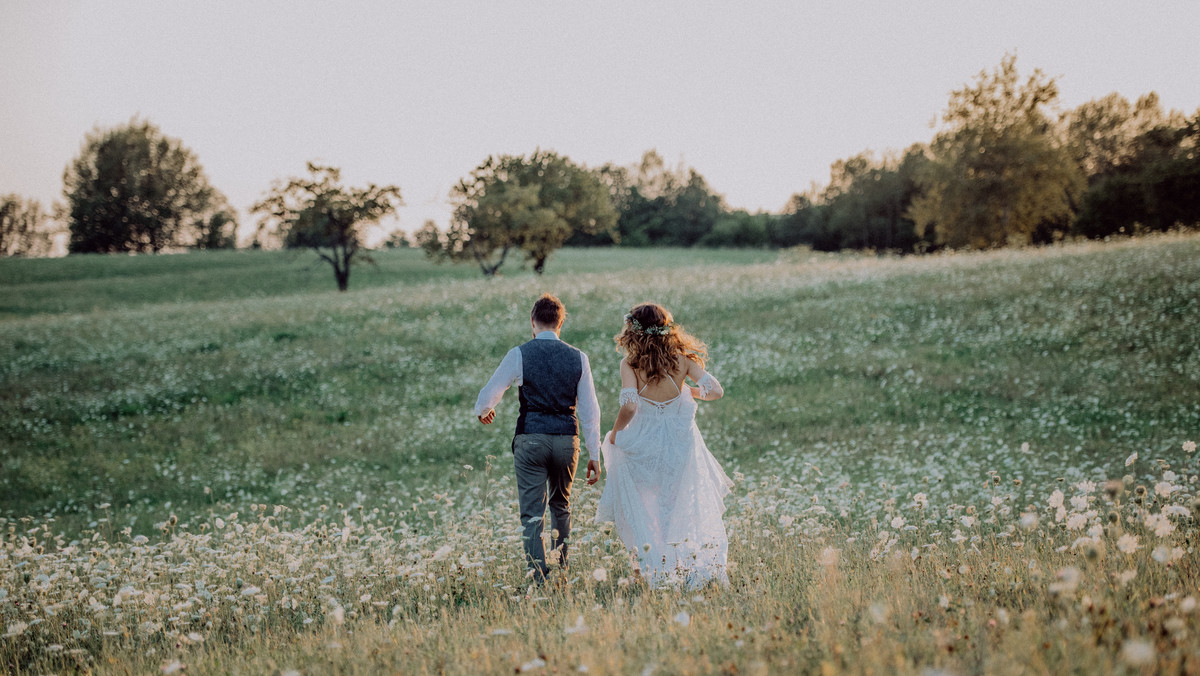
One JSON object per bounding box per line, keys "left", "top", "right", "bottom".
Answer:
{"left": 1116, "top": 534, "right": 1139, "bottom": 555}
{"left": 1124, "top": 452, "right": 1138, "bottom": 467}
{"left": 591, "top": 568, "right": 607, "bottom": 582}
{"left": 564, "top": 615, "right": 587, "bottom": 635}
{"left": 1048, "top": 566, "right": 1080, "bottom": 594}
{"left": 1048, "top": 490, "right": 1064, "bottom": 508}
{"left": 673, "top": 611, "right": 691, "bottom": 627}
{"left": 1120, "top": 638, "right": 1155, "bottom": 667}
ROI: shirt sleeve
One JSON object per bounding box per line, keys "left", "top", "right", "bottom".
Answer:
{"left": 474, "top": 348, "right": 522, "bottom": 418}
{"left": 576, "top": 351, "right": 603, "bottom": 462}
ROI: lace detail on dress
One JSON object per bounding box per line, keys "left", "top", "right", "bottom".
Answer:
{"left": 618, "top": 388, "right": 639, "bottom": 407}
{"left": 696, "top": 373, "right": 720, "bottom": 399}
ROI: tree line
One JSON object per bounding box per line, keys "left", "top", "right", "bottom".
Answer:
{"left": 4, "top": 54, "right": 1197, "bottom": 289}
{"left": 422, "top": 54, "right": 1199, "bottom": 273}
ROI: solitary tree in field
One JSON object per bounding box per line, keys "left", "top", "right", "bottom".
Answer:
{"left": 252, "top": 163, "right": 402, "bottom": 291}
{"left": 1, "top": 195, "right": 56, "bottom": 257}
{"left": 63, "top": 119, "right": 233, "bottom": 253}
{"left": 909, "top": 54, "right": 1084, "bottom": 248}
{"left": 422, "top": 151, "right": 616, "bottom": 276}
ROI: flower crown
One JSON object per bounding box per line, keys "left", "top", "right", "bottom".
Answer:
{"left": 625, "top": 313, "right": 675, "bottom": 336}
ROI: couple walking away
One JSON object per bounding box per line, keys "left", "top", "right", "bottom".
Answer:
{"left": 474, "top": 294, "right": 732, "bottom": 589}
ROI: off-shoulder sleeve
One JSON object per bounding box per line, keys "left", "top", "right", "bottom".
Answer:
{"left": 696, "top": 372, "right": 721, "bottom": 399}
{"left": 618, "top": 387, "right": 638, "bottom": 407}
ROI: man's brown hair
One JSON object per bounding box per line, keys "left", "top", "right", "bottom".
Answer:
{"left": 531, "top": 293, "right": 566, "bottom": 327}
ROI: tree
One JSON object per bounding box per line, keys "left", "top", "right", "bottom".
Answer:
{"left": 1, "top": 195, "right": 56, "bottom": 257}
{"left": 426, "top": 151, "right": 616, "bottom": 276}
{"left": 1063, "top": 92, "right": 1177, "bottom": 181}
{"left": 252, "top": 163, "right": 402, "bottom": 291}
{"left": 604, "top": 150, "right": 725, "bottom": 247}
{"left": 1072, "top": 106, "right": 1200, "bottom": 237}
{"left": 909, "top": 54, "right": 1084, "bottom": 248}
{"left": 818, "top": 146, "right": 926, "bottom": 252}
{"left": 63, "top": 118, "right": 233, "bottom": 253}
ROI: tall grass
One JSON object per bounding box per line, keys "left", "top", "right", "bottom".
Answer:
{"left": 1, "top": 236, "right": 1198, "bottom": 674}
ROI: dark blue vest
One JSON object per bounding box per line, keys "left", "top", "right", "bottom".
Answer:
{"left": 516, "top": 337, "right": 582, "bottom": 437}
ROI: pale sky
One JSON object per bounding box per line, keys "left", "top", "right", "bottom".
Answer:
{"left": 3, "top": 1, "right": 1198, "bottom": 242}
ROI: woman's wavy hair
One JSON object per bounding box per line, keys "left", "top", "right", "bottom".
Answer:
{"left": 614, "top": 302, "right": 707, "bottom": 384}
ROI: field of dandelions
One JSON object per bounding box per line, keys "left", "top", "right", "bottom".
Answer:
{"left": 2, "top": 236, "right": 1199, "bottom": 675}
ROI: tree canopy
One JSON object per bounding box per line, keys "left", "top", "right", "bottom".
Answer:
{"left": 1, "top": 195, "right": 56, "bottom": 257}
{"left": 908, "top": 54, "right": 1084, "bottom": 248}
{"left": 63, "top": 119, "right": 234, "bottom": 253}
{"left": 252, "top": 163, "right": 402, "bottom": 291}
{"left": 421, "top": 151, "right": 616, "bottom": 276}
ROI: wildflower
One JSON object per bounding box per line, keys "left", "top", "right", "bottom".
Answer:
{"left": 890, "top": 516, "right": 905, "bottom": 529}
{"left": 162, "top": 661, "right": 185, "bottom": 674}
{"left": 1048, "top": 566, "right": 1080, "bottom": 594}
{"left": 1183, "top": 440, "right": 1196, "bottom": 453}
{"left": 673, "top": 611, "right": 691, "bottom": 627}
{"left": 1103, "top": 480, "right": 1123, "bottom": 499}
{"left": 1154, "top": 481, "right": 1176, "bottom": 498}
{"left": 521, "top": 658, "right": 547, "bottom": 671}
{"left": 817, "top": 547, "right": 839, "bottom": 567}
{"left": 1181, "top": 597, "right": 1197, "bottom": 613}
{"left": 133, "top": 535, "right": 149, "bottom": 544}
{"left": 1144, "top": 513, "right": 1174, "bottom": 538}
{"left": 1124, "top": 452, "right": 1138, "bottom": 467}
{"left": 960, "top": 515, "right": 976, "bottom": 528}
{"left": 1116, "top": 534, "right": 1139, "bottom": 555}
{"left": 1048, "top": 490, "right": 1064, "bottom": 509}
{"left": 331, "top": 606, "right": 345, "bottom": 625}
{"left": 913, "top": 493, "right": 928, "bottom": 509}
{"left": 564, "top": 615, "right": 588, "bottom": 635}
{"left": 215, "top": 518, "right": 225, "bottom": 530}
{"left": 1066, "top": 514, "right": 1087, "bottom": 530}
{"left": 1151, "top": 545, "right": 1182, "bottom": 564}
{"left": 1019, "top": 512, "right": 1038, "bottom": 530}
{"left": 1120, "top": 639, "right": 1155, "bottom": 667}
{"left": 592, "top": 568, "right": 608, "bottom": 582}
{"left": 5, "top": 621, "right": 28, "bottom": 637}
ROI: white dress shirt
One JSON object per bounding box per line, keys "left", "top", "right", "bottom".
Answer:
{"left": 474, "top": 331, "right": 602, "bottom": 462}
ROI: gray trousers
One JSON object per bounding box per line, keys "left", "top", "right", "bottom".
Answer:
{"left": 512, "top": 433, "right": 580, "bottom": 580}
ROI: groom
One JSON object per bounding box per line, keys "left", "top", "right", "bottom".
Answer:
{"left": 475, "top": 293, "right": 602, "bottom": 583}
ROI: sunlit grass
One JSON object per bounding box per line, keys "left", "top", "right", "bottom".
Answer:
{"left": 1, "top": 235, "right": 1198, "bottom": 673}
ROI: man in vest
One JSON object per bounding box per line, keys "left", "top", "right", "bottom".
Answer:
{"left": 475, "top": 293, "right": 602, "bottom": 584}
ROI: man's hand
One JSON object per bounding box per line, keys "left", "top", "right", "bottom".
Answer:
{"left": 478, "top": 410, "right": 496, "bottom": 425}
{"left": 585, "top": 459, "right": 601, "bottom": 485}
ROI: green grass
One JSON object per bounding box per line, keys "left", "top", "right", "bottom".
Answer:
{"left": 0, "top": 247, "right": 777, "bottom": 317}
{"left": 1, "top": 237, "right": 1198, "bottom": 674}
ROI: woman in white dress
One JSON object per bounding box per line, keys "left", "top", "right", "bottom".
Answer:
{"left": 595, "top": 302, "right": 733, "bottom": 589}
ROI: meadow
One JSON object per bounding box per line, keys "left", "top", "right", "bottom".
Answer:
{"left": 1, "top": 237, "right": 1198, "bottom": 674}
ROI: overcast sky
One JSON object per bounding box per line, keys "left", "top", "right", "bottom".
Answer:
{"left": 3, "top": 1, "right": 1198, "bottom": 240}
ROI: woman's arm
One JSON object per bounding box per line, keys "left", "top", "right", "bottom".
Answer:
{"left": 609, "top": 359, "right": 639, "bottom": 440}
{"left": 687, "top": 358, "right": 724, "bottom": 401}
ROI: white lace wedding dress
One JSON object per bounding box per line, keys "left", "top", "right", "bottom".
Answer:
{"left": 594, "top": 373, "right": 733, "bottom": 589}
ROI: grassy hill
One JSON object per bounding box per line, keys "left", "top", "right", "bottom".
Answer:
{"left": 1, "top": 238, "right": 1198, "bottom": 674}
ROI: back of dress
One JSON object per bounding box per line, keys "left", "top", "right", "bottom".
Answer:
{"left": 595, "top": 369, "right": 732, "bottom": 589}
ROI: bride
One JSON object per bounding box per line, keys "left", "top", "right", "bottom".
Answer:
{"left": 595, "top": 302, "right": 733, "bottom": 589}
